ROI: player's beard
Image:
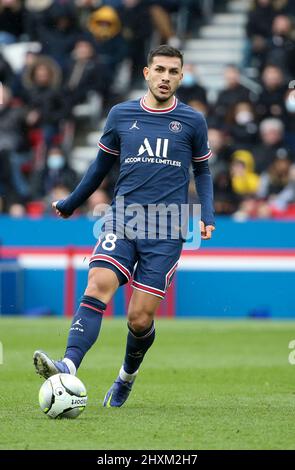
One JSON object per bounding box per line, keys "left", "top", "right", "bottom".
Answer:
{"left": 149, "top": 85, "right": 175, "bottom": 104}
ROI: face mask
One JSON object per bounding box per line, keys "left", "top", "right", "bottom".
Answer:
{"left": 181, "top": 73, "right": 196, "bottom": 87}
{"left": 235, "top": 111, "right": 254, "bottom": 125}
{"left": 47, "top": 154, "right": 65, "bottom": 170}
{"left": 285, "top": 97, "right": 295, "bottom": 113}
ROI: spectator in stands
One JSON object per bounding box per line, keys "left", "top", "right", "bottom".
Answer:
{"left": 247, "top": 160, "right": 295, "bottom": 219}
{"left": 26, "top": 0, "right": 82, "bottom": 70}
{"left": 87, "top": 5, "right": 127, "bottom": 74}
{"left": 150, "top": 0, "right": 202, "bottom": 43}
{"left": 24, "top": 0, "right": 54, "bottom": 40}
{"left": 253, "top": 118, "right": 293, "bottom": 173}
{"left": 148, "top": 1, "right": 181, "bottom": 48}
{"left": 63, "top": 40, "right": 111, "bottom": 116}
{"left": 266, "top": 15, "right": 295, "bottom": 77}
{"left": 32, "top": 146, "right": 79, "bottom": 199}
{"left": 75, "top": 0, "right": 107, "bottom": 30}
{"left": 230, "top": 149, "right": 260, "bottom": 199}
{"left": 215, "top": 65, "right": 251, "bottom": 121}
{"left": 12, "top": 48, "right": 40, "bottom": 99}
{"left": 207, "top": 127, "right": 234, "bottom": 178}
{"left": 0, "top": 85, "right": 31, "bottom": 200}
{"left": 266, "top": 163, "right": 295, "bottom": 214}
{"left": 244, "top": 0, "right": 275, "bottom": 68}
{"left": 114, "top": 0, "right": 153, "bottom": 87}
{"left": 247, "top": 0, "right": 275, "bottom": 41}
{"left": 226, "top": 101, "right": 258, "bottom": 149}
{"left": 256, "top": 64, "right": 286, "bottom": 120}
{"left": 77, "top": 1, "right": 151, "bottom": 85}
{"left": 257, "top": 156, "right": 291, "bottom": 200}
{"left": 177, "top": 63, "right": 207, "bottom": 105}
{"left": 0, "top": 0, "right": 25, "bottom": 44}
{"left": 22, "top": 57, "right": 65, "bottom": 149}
{"left": 213, "top": 170, "right": 240, "bottom": 215}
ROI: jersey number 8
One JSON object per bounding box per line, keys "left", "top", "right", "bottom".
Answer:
{"left": 102, "top": 233, "right": 117, "bottom": 251}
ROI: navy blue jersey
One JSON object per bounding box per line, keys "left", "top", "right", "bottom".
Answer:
{"left": 98, "top": 96, "right": 212, "bottom": 207}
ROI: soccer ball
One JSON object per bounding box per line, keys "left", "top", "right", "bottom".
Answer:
{"left": 38, "top": 373, "right": 87, "bottom": 419}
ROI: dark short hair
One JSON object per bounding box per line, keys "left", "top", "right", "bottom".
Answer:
{"left": 147, "top": 44, "right": 183, "bottom": 68}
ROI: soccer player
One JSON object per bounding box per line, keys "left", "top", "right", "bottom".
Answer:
{"left": 33, "top": 45, "right": 215, "bottom": 407}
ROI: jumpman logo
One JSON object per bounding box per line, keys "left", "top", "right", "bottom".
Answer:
{"left": 129, "top": 120, "right": 140, "bottom": 130}
{"left": 73, "top": 318, "right": 83, "bottom": 327}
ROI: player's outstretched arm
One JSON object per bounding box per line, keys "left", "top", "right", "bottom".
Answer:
{"left": 52, "top": 150, "right": 117, "bottom": 218}
{"left": 192, "top": 160, "right": 215, "bottom": 240}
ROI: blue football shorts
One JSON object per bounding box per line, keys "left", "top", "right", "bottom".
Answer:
{"left": 89, "top": 232, "right": 182, "bottom": 299}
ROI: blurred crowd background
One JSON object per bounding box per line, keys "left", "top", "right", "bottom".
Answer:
{"left": 0, "top": 0, "right": 294, "bottom": 220}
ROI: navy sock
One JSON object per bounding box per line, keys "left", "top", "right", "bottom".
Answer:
{"left": 64, "top": 295, "right": 106, "bottom": 369}
{"left": 123, "top": 322, "right": 155, "bottom": 374}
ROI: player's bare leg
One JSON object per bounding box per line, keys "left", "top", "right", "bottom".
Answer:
{"left": 84, "top": 267, "right": 119, "bottom": 304}
{"left": 103, "top": 290, "right": 161, "bottom": 407}
{"left": 34, "top": 268, "right": 119, "bottom": 378}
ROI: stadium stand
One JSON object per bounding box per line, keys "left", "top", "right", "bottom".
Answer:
{"left": 0, "top": 0, "right": 294, "bottom": 220}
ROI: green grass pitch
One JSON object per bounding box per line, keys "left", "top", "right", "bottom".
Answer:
{"left": 0, "top": 317, "right": 295, "bottom": 450}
